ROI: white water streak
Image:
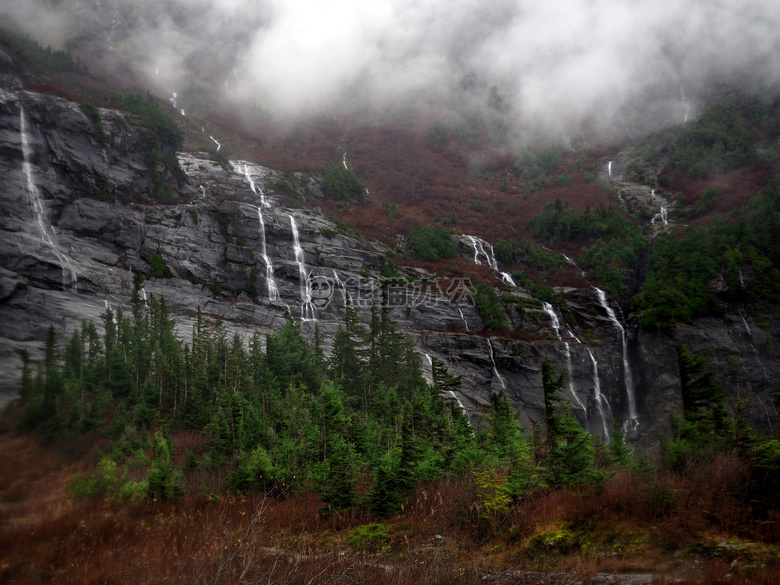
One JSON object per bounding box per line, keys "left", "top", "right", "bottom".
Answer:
{"left": 681, "top": 86, "right": 691, "bottom": 123}
{"left": 20, "top": 107, "right": 77, "bottom": 289}
{"left": 290, "top": 215, "right": 315, "bottom": 321}
{"left": 588, "top": 349, "right": 610, "bottom": 443}
{"left": 595, "top": 287, "right": 637, "bottom": 426}
{"left": 487, "top": 339, "right": 506, "bottom": 390}
{"left": 256, "top": 209, "right": 279, "bottom": 301}
{"left": 457, "top": 306, "right": 470, "bottom": 331}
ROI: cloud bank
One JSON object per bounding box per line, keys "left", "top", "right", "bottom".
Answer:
{"left": 3, "top": 0, "right": 780, "bottom": 136}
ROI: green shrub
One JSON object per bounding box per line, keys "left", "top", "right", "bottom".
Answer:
{"left": 79, "top": 102, "right": 106, "bottom": 143}
{"left": 690, "top": 186, "right": 721, "bottom": 218}
{"left": 110, "top": 91, "right": 183, "bottom": 150}
{"left": 344, "top": 523, "right": 391, "bottom": 553}
{"left": 671, "top": 104, "right": 755, "bottom": 177}
{"left": 66, "top": 457, "right": 119, "bottom": 499}
{"left": 474, "top": 283, "right": 507, "bottom": 330}
{"left": 407, "top": 226, "right": 458, "bottom": 262}
{"left": 148, "top": 253, "right": 172, "bottom": 278}
{"left": 321, "top": 163, "right": 365, "bottom": 201}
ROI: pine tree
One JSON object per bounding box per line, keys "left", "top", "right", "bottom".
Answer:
{"left": 541, "top": 357, "right": 599, "bottom": 487}
{"left": 329, "top": 299, "right": 368, "bottom": 404}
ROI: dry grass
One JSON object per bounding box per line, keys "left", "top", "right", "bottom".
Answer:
{"left": 2, "top": 432, "right": 780, "bottom": 584}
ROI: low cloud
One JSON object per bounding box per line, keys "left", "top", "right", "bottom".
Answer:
{"left": 3, "top": 0, "right": 780, "bottom": 138}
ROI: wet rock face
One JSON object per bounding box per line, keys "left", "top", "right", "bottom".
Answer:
{"left": 1, "top": 65, "right": 778, "bottom": 442}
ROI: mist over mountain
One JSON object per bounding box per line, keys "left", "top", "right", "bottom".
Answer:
{"left": 4, "top": 0, "right": 780, "bottom": 142}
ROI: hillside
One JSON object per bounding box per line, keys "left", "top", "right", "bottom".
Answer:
{"left": 2, "top": 12, "right": 780, "bottom": 585}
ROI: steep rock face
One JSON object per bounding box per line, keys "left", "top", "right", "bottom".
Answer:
{"left": 0, "top": 56, "right": 778, "bottom": 447}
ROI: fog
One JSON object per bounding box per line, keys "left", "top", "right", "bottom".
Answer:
{"left": 3, "top": 0, "right": 779, "bottom": 138}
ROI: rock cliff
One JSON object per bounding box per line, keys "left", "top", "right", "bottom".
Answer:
{"left": 1, "top": 50, "right": 778, "bottom": 449}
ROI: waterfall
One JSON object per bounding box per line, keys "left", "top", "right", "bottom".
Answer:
{"left": 457, "top": 306, "right": 470, "bottom": 331}
{"left": 563, "top": 133, "right": 576, "bottom": 152}
{"left": 681, "top": 86, "right": 691, "bottom": 123}
{"left": 209, "top": 135, "right": 222, "bottom": 152}
{"left": 594, "top": 287, "right": 638, "bottom": 429}
{"left": 342, "top": 152, "right": 348, "bottom": 170}
{"left": 423, "top": 353, "right": 434, "bottom": 385}
{"left": 464, "top": 234, "right": 518, "bottom": 289}
{"left": 650, "top": 189, "right": 668, "bottom": 226}
{"left": 487, "top": 338, "right": 506, "bottom": 390}
{"left": 242, "top": 164, "right": 267, "bottom": 207}
{"left": 542, "top": 302, "right": 562, "bottom": 340}
{"left": 544, "top": 302, "right": 585, "bottom": 414}
{"left": 141, "top": 287, "right": 147, "bottom": 302}
{"left": 20, "top": 106, "right": 77, "bottom": 289}
{"left": 587, "top": 349, "right": 610, "bottom": 443}
{"left": 564, "top": 342, "right": 586, "bottom": 413}
{"left": 332, "top": 269, "right": 348, "bottom": 304}
{"left": 256, "top": 208, "right": 279, "bottom": 301}
{"left": 290, "top": 215, "right": 315, "bottom": 321}
{"left": 464, "top": 235, "right": 498, "bottom": 270}
{"left": 107, "top": 0, "right": 119, "bottom": 49}
{"left": 608, "top": 161, "right": 613, "bottom": 178}
{"left": 564, "top": 254, "right": 587, "bottom": 277}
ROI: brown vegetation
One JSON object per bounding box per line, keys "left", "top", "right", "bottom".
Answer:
{"left": 2, "top": 432, "right": 779, "bottom": 584}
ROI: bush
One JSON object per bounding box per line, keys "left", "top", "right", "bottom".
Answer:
{"left": 110, "top": 91, "right": 183, "bottom": 150}
{"left": 321, "top": 163, "right": 365, "bottom": 201}
{"left": 671, "top": 104, "right": 756, "bottom": 177}
{"left": 407, "top": 226, "right": 458, "bottom": 262}
{"left": 344, "top": 523, "right": 391, "bottom": 553}
{"left": 474, "top": 283, "right": 507, "bottom": 330}
{"left": 66, "top": 457, "right": 119, "bottom": 499}
{"left": 79, "top": 102, "right": 106, "bottom": 143}
{"left": 148, "top": 253, "right": 173, "bottom": 278}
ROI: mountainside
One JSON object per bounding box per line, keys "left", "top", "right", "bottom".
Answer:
{"left": 2, "top": 45, "right": 780, "bottom": 452}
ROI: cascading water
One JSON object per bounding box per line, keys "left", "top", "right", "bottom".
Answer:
{"left": 564, "top": 254, "right": 587, "bottom": 277}
{"left": 563, "top": 133, "right": 576, "bottom": 152}
{"left": 290, "top": 215, "right": 316, "bottom": 321}
{"left": 587, "top": 348, "right": 610, "bottom": 443}
{"left": 563, "top": 342, "right": 586, "bottom": 413}
{"left": 465, "top": 235, "right": 516, "bottom": 286}
{"left": 209, "top": 135, "right": 222, "bottom": 152}
{"left": 542, "top": 302, "right": 562, "bottom": 340}
{"left": 681, "top": 86, "right": 691, "bottom": 123}
{"left": 543, "top": 302, "right": 585, "bottom": 413}
{"left": 107, "top": 0, "right": 119, "bottom": 50}
{"left": 20, "top": 106, "right": 77, "bottom": 289}
{"left": 608, "top": 161, "right": 613, "bottom": 179}
{"left": 242, "top": 164, "right": 267, "bottom": 206}
{"left": 457, "top": 306, "right": 470, "bottom": 331}
{"left": 333, "top": 268, "right": 349, "bottom": 307}
{"left": 650, "top": 189, "right": 668, "bottom": 226}
{"left": 256, "top": 208, "right": 279, "bottom": 301}
{"left": 423, "top": 353, "right": 434, "bottom": 385}
{"left": 595, "top": 287, "right": 638, "bottom": 431}
{"left": 465, "top": 235, "right": 498, "bottom": 270}
{"left": 486, "top": 339, "right": 506, "bottom": 390}
{"left": 342, "top": 152, "right": 348, "bottom": 170}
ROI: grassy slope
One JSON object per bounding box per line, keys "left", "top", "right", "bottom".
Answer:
{"left": 2, "top": 431, "right": 780, "bottom": 584}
